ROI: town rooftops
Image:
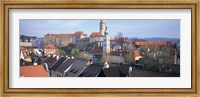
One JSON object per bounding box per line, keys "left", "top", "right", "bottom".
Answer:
{"left": 131, "top": 69, "right": 179, "bottom": 77}
{"left": 110, "top": 51, "right": 125, "bottom": 56}
{"left": 135, "top": 41, "right": 169, "bottom": 46}
{"left": 44, "top": 45, "right": 56, "bottom": 49}
{"left": 90, "top": 32, "right": 103, "bottom": 37}
{"left": 66, "top": 60, "right": 89, "bottom": 77}
{"left": 20, "top": 59, "right": 33, "bottom": 66}
{"left": 20, "top": 65, "right": 48, "bottom": 77}
{"left": 78, "top": 64, "right": 103, "bottom": 77}
{"left": 50, "top": 57, "right": 66, "bottom": 71}
{"left": 73, "top": 31, "right": 87, "bottom": 36}
{"left": 98, "top": 65, "right": 131, "bottom": 77}
{"left": 40, "top": 56, "right": 57, "bottom": 68}
{"left": 92, "top": 46, "right": 103, "bottom": 53}
{"left": 20, "top": 46, "right": 35, "bottom": 51}
{"left": 56, "top": 58, "right": 74, "bottom": 74}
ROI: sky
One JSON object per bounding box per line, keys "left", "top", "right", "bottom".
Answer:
{"left": 19, "top": 19, "right": 180, "bottom": 38}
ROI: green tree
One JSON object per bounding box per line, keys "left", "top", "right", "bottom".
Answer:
{"left": 77, "top": 52, "right": 90, "bottom": 61}
{"left": 140, "top": 45, "right": 175, "bottom": 72}
{"left": 70, "top": 49, "right": 80, "bottom": 58}
{"left": 124, "top": 42, "right": 135, "bottom": 64}
{"left": 58, "top": 49, "right": 66, "bottom": 57}
{"left": 70, "top": 48, "right": 90, "bottom": 61}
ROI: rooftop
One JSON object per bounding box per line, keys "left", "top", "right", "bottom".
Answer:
{"left": 90, "top": 32, "right": 103, "bottom": 37}
{"left": 56, "top": 58, "right": 74, "bottom": 74}
{"left": 134, "top": 50, "right": 142, "bottom": 57}
{"left": 135, "top": 41, "right": 169, "bottom": 46}
{"left": 78, "top": 64, "right": 103, "bottom": 77}
{"left": 20, "top": 65, "right": 48, "bottom": 77}
{"left": 92, "top": 46, "right": 103, "bottom": 54}
{"left": 110, "top": 51, "right": 125, "bottom": 56}
{"left": 44, "top": 45, "right": 56, "bottom": 49}
{"left": 66, "top": 60, "right": 88, "bottom": 77}
{"left": 50, "top": 57, "right": 66, "bottom": 71}
{"left": 45, "top": 31, "right": 86, "bottom": 37}
{"left": 98, "top": 65, "right": 131, "bottom": 77}
{"left": 131, "top": 69, "right": 179, "bottom": 77}
{"left": 40, "top": 56, "right": 57, "bottom": 68}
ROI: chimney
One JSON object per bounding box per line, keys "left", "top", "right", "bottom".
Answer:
{"left": 128, "top": 66, "right": 133, "bottom": 77}
{"left": 20, "top": 51, "right": 24, "bottom": 59}
{"left": 53, "top": 54, "right": 56, "bottom": 58}
{"left": 33, "top": 63, "right": 38, "bottom": 66}
{"left": 89, "top": 59, "right": 93, "bottom": 64}
{"left": 103, "top": 62, "right": 109, "bottom": 68}
{"left": 56, "top": 56, "right": 59, "bottom": 60}
{"left": 44, "top": 63, "right": 49, "bottom": 71}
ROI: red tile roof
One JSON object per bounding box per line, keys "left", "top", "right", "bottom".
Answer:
{"left": 110, "top": 51, "right": 125, "bottom": 56}
{"left": 134, "top": 50, "right": 141, "bottom": 57}
{"left": 92, "top": 46, "right": 103, "bottom": 53}
{"left": 20, "top": 65, "right": 48, "bottom": 77}
{"left": 45, "top": 31, "right": 86, "bottom": 37}
{"left": 74, "top": 31, "right": 86, "bottom": 36}
{"left": 44, "top": 45, "right": 56, "bottom": 49}
{"left": 135, "top": 41, "right": 169, "bottom": 46}
{"left": 20, "top": 46, "right": 34, "bottom": 51}
{"left": 90, "top": 32, "right": 103, "bottom": 37}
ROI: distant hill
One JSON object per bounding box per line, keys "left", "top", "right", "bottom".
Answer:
{"left": 142, "top": 37, "right": 180, "bottom": 41}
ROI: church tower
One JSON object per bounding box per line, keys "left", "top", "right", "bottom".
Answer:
{"left": 103, "top": 27, "right": 110, "bottom": 56}
{"left": 100, "top": 20, "right": 106, "bottom": 36}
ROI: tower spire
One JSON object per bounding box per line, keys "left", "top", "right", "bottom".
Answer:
{"left": 100, "top": 20, "right": 106, "bottom": 36}
{"left": 104, "top": 26, "right": 108, "bottom": 35}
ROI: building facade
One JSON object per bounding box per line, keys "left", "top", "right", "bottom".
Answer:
{"left": 44, "top": 31, "right": 87, "bottom": 47}
{"left": 89, "top": 20, "right": 106, "bottom": 43}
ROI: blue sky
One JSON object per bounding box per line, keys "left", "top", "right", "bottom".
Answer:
{"left": 20, "top": 19, "right": 180, "bottom": 38}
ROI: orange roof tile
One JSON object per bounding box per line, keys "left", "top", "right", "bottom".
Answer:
{"left": 133, "top": 50, "right": 141, "bottom": 57}
{"left": 92, "top": 46, "right": 103, "bottom": 53}
{"left": 20, "top": 46, "right": 34, "bottom": 51}
{"left": 20, "top": 65, "right": 48, "bottom": 77}
{"left": 45, "top": 31, "right": 86, "bottom": 37}
{"left": 135, "top": 41, "right": 169, "bottom": 46}
{"left": 44, "top": 45, "right": 56, "bottom": 49}
{"left": 110, "top": 51, "right": 125, "bottom": 56}
{"left": 90, "top": 32, "right": 103, "bottom": 37}
{"left": 74, "top": 31, "right": 85, "bottom": 36}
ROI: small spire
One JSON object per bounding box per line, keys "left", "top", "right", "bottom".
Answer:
{"left": 101, "top": 19, "right": 106, "bottom": 23}
{"left": 104, "top": 26, "right": 108, "bottom": 35}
